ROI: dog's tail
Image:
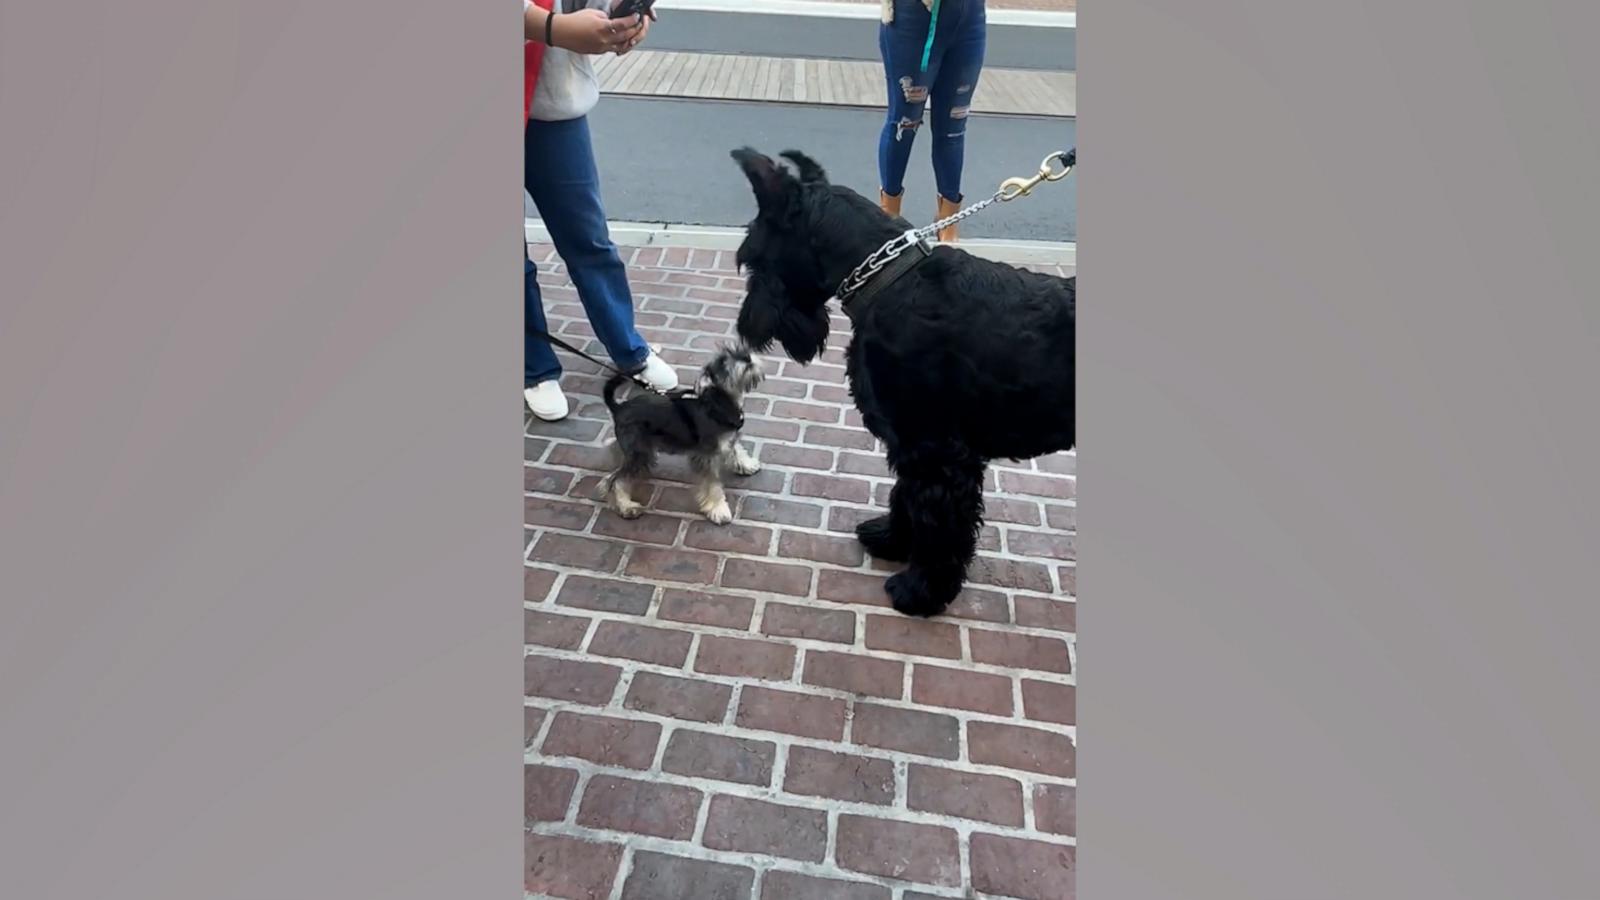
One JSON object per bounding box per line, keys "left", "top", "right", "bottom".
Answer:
{"left": 603, "top": 372, "right": 630, "bottom": 415}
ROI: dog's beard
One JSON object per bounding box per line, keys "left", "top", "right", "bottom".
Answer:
{"left": 737, "top": 273, "right": 830, "bottom": 364}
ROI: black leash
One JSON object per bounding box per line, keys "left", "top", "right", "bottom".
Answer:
{"left": 530, "top": 328, "right": 685, "bottom": 397}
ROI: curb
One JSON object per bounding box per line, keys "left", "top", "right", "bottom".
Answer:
{"left": 655, "top": 0, "right": 1075, "bottom": 29}
{"left": 527, "top": 218, "right": 1076, "bottom": 268}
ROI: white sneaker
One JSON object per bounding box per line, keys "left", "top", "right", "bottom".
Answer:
{"left": 525, "top": 381, "right": 570, "bottom": 421}
{"left": 634, "top": 351, "right": 679, "bottom": 392}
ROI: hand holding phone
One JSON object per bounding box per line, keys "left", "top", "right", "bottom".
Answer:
{"left": 610, "top": 0, "right": 656, "bottom": 20}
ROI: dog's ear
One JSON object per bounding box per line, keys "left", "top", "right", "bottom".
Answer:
{"left": 735, "top": 270, "right": 786, "bottom": 352}
{"left": 731, "top": 147, "right": 798, "bottom": 214}
{"left": 778, "top": 150, "right": 828, "bottom": 185}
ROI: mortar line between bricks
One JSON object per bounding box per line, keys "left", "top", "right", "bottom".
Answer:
{"left": 527, "top": 697, "right": 1075, "bottom": 791}
{"left": 527, "top": 616, "right": 1077, "bottom": 687}
{"left": 604, "top": 845, "right": 632, "bottom": 900}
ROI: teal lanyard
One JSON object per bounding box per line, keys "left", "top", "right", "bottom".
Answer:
{"left": 919, "top": 0, "right": 942, "bottom": 74}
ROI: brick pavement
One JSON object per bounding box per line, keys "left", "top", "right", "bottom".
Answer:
{"left": 525, "top": 242, "right": 1076, "bottom": 900}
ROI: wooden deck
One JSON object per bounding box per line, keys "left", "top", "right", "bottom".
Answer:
{"left": 593, "top": 51, "right": 1075, "bottom": 118}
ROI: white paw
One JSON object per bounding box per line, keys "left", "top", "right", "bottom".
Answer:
{"left": 703, "top": 501, "right": 734, "bottom": 525}
{"left": 617, "top": 504, "right": 645, "bottom": 519}
{"left": 733, "top": 458, "right": 762, "bottom": 476}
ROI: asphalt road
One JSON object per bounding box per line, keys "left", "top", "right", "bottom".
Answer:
{"left": 644, "top": 10, "right": 1075, "bottom": 72}
{"left": 528, "top": 96, "right": 1075, "bottom": 242}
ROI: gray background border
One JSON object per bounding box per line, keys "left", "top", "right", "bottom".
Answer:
{"left": 3, "top": 1, "right": 1599, "bottom": 898}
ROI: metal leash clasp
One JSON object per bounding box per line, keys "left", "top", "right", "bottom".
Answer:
{"left": 998, "top": 149, "right": 1075, "bottom": 202}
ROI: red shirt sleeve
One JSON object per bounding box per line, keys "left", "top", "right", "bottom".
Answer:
{"left": 526, "top": 0, "right": 556, "bottom": 124}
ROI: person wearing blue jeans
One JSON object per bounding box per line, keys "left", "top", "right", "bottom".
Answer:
{"left": 525, "top": 0, "right": 676, "bottom": 422}
{"left": 876, "top": 0, "right": 987, "bottom": 242}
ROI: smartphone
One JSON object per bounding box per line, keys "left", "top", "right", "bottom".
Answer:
{"left": 610, "top": 0, "right": 655, "bottom": 19}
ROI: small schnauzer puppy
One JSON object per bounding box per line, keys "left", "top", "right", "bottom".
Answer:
{"left": 599, "top": 345, "right": 765, "bottom": 525}
{"left": 729, "top": 147, "right": 1075, "bottom": 617}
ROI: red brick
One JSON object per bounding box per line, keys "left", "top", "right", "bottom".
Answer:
{"left": 982, "top": 496, "right": 1043, "bottom": 526}
{"left": 694, "top": 634, "right": 797, "bottom": 680}
{"left": 1059, "top": 564, "right": 1076, "bottom": 596}
{"left": 683, "top": 519, "right": 774, "bottom": 555}
{"left": 825, "top": 505, "right": 884, "bottom": 536}
{"left": 968, "top": 555, "right": 1055, "bottom": 593}
{"left": 587, "top": 620, "right": 694, "bottom": 668}
{"left": 761, "top": 871, "right": 890, "bottom": 900}
{"left": 756, "top": 377, "right": 810, "bottom": 398}
{"left": 720, "top": 558, "right": 813, "bottom": 596}
{"left": 624, "top": 546, "right": 720, "bottom": 584}
{"left": 555, "top": 574, "right": 654, "bottom": 616}
{"left": 907, "top": 765, "right": 1024, "bottom": 826}
{"left": 864, "top": 615, "right": 962, "bottom": 659}
{"left": 656, "top": 588, "right": 755, "bottom": 630}
{"left": 741, "top": 496, "right": 826, "bottom": 527}
{"left": 651, "top": 485, "right": 702, "bottom": 515}
{"left": 575, "top": 775, "right": 703, "bottom": 840}
{"left": 741, "top": 417, "right": 804, "bottom": 441}
{"left": 947, "top": 586, "right": 1012, "bottom": 623}
{"left": 1008, "top": 529, "right": 1076, "bottom": 561}
{"left": 542, "top": 712, "right": 662, "bottom": 770}
{"left": 771, "top": 399, "right": 842, "bottom": 423}
{"left": 531, "top": 532, "right": 623, "bottom": 573}
{"left": 546, "top": 443, "right": 615, "bottom": 471}
{"left": 1021, "top": 678, "right": 1075, "bottom": 726}
{"left": 525, "top": 465, "right": 576, "bottom": 495}
{"left": 526, "top": 497, "right": 596, "bottom": 531}
{"left": 802, "top": 650, "right": 903, "bottom": 699}
{"left": 1015, "top": 595, "right": 1076, "bottom": 632}
{"left": 792, "top": 472, "right": 872, "bottom": 503}
{"left": 526, "top": 566, "right": 558, "bottom": 602}
{"left": 777, "top": 529, "right": 866, "bottom": 567}
{"left": 760, "top": 444, "right": 834, "bottom": 470}
{"left": 525, "top": 833, "right": 623, "bottom": 899}
{"left": 970, "top": 629, "right": 1072, "bottom": 674}
{"left": 816, "top": 569, "right": 891, "bottom": 608}
{"left": 760, "top": 602, "right": 856, "bottom": 644}
{"left": 803, "top": 424, "right": 876, "bottom": 451}
{"left": 524, "top": 764, "right": 579, "bottom": 822}
{"left": 971, "top": 833, "right": 1076, "bottom": 900}
{"left": 525, "top": 707, "right": 547, "bottom": 747}
{"left": 1045, "top": 503, "right": 1076, "bottom": 530}
{"left": 525, "top": 608, "right": 591, "bottom": 650}
{"left": 620, "top": 852, "right": 753, "bottom": 900}
{"left": 851, "top": 703, "right": 958, "bottom": 759}
{"left": 662, "top": 729, "right": 776, "bottom": 786}
{"left": 1000, "top": 471, "right": 1076, "bottom": 500}
{"left": 623, "top": 672, "right": 732, "bottom": 723}
{"left": 783, "top": 746, "right": 895, "bottom": 805}
{"left": 836, "top": 815, "right": 961, "bottom": 886}
{"left": 524, "top": 656, "right": 620, "bottom": 706}
{"left": 789, "top": 361, "right": 848, "bottom": 383}
{"left": 736, "top": 686, "right": 847, "bottom": 740}
{"left": 1035, "top": 783, "right": 1076, "bottom": 836}
{"left": 703, "top": 795, "right": 827, "bottom": 862}
{"left": 968, "top": 722, "right": 1075, "bottom": 777}
{"left": 912, "top": 664, "right": 1015, "bottom": 715}
{"left": 810, "top": 384, "right": 853, "bottom": 403}
{"left": 592, "top": 512, "right": 683, "bottom": 545}
{"left": 1038, "top": 453, "right": 1076, "bottom": 476}
{"left": 835, "top": 452, "right": 890, "bottom": 478}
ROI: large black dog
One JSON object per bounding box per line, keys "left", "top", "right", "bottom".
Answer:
{"left": 730, "top": 147, "right": 1074, "bottom": 617}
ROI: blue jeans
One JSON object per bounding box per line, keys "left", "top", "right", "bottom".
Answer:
{"left": 877, "top": 0, "right": 987, "bottom": 202}
{"left": 525, "top": 115, "right": 649, "bottom": 387}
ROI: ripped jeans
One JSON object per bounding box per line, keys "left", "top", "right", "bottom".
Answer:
{"left": 877, "top": 0, "right": 987, "bottom": 203}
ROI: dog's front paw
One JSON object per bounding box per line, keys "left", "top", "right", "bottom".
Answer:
{"left": 615, "top": 502, "right": 645, "bottom": 520}
{"left": 703, "top": 500, "right": 734, "bottom": 525}
{"left": 856, "top": 514, "right": 910, "bottom": 562}
{"left": 730, "top": 445, "right": 762, "bottom": 476}
{"left": 884, "top": 570, "right": 951, "bottom": 618}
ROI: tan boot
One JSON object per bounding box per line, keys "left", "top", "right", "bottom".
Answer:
{"left": 936, "top": 195, "right": 962, "bottom": 243}
{"left": 879, "top": 189, "right": 903, "bottom": 218}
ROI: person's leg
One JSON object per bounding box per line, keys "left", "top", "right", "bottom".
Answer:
{"left": 877, "top": 2, "right": 938, "bottom": 205}
{"left": 526, "top": 245, "right": 562, "bottom": 387}
{"left": 928, "top": 4, "right": 986, "bottom": 205}
{"left": 524, "top": 115, "right": 651, "bottom": 372}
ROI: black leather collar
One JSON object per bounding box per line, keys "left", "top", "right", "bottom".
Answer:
{"left": 838, "top": 238, "right": 931, "bottom": 320}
